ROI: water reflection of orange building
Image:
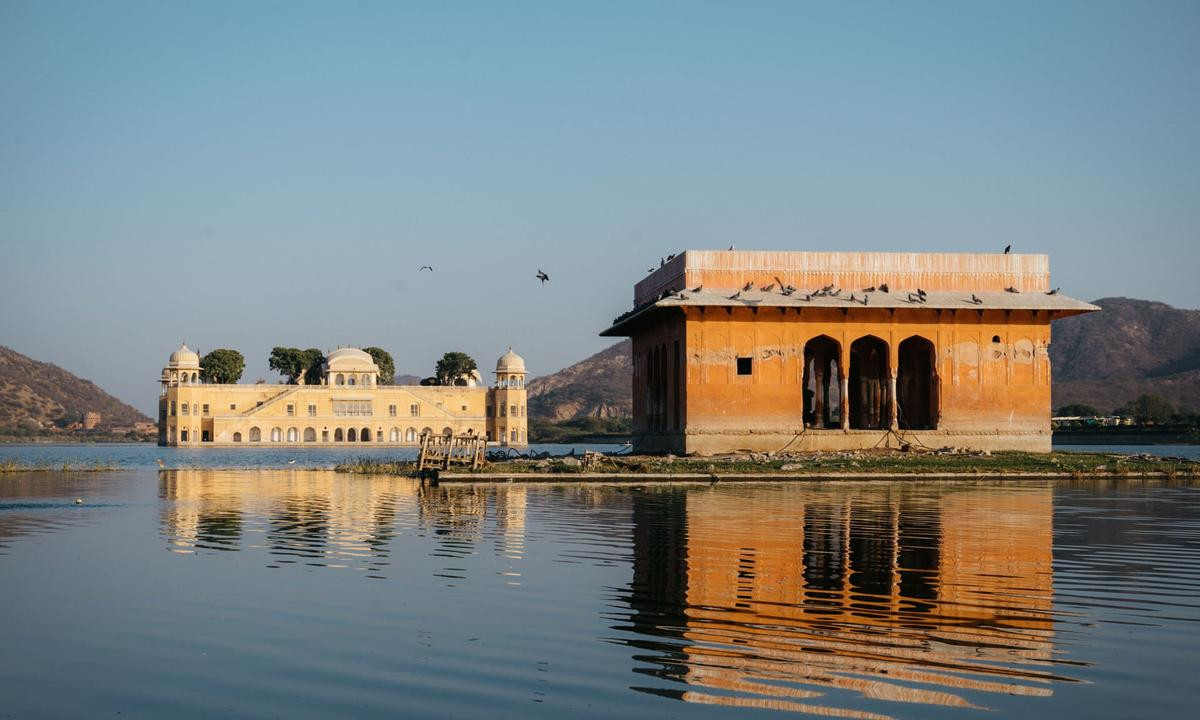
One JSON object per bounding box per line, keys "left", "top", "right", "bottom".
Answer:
{"left": 629, "top": 485, "right": 1061, "bottom": 717}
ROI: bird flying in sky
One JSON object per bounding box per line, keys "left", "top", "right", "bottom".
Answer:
{"left": 536, "top": 269, "right": 550, "bottom": 284}
{"left": 419, "top": 265, "right": 433, "bottom": 272}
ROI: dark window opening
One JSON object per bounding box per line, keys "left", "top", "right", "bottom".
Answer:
{"left": 736, "top": 357, "right": 752, "bottom": 375}
{"left": 850, "top": 336, "right": 889, "bottom": 430}
{"left": 992, "top": 335, "right": 1001, "bottom": 343}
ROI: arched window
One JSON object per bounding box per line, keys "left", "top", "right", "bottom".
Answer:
{"left": 249, "top": 426, "right": 261, "bottom": 442}
{"left": 360, "top": 427, "right": 371, "bottom": 442}
{"left": 233, "top": 432, "right": 242, "bottom": 442}
{"left": 362, "top": 374, "right": 371, "bottom": 386}
{"left": 347, "top": 427, "right": 357, "bottom": 442}
{"left": 442, "top": 426, "right": 453, "bottom": 437}
{"left": 898, "top": 336, "right": 938, "bottom": 430}
{"left": 180, "top": 374, "right": 188, "bottom": 384}
{"left": 405, "top": 427, "right": 416, "bottom": 443}
{"left": 334, "top": 428, "right": 344, "bottom": 442}
{"left": 270, "top": 427, "right": 282, "bottom": 442}
{"left": 421, "top": 427, "right": 433, "bottom": 438}
{"left": 286, "top": 427, "right": 298, "bottom": 442}
{"left": 348, "top": 376, "right": 356, "bottom": 386}
{"left": 335, "top": 373, "right": 345, "bottom": 386}
{"left": 389, "top": 428, "right": 399, "bottom": 442}
{"left": 803, "top": 335, "right": 842, "bottom": 429}
{"left": 303, "top": 427, "right": 316, "bottom": 442}
{"left": 850, "top": 336, "right": 890, "bottom": 430}
{"left": 192, "top": 372, "right": 198, "bottom": 383}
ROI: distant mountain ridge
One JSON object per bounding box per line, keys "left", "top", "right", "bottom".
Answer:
{"left": 1050, "top": 297, "right": 1200, "bottom": 412}
{"left": 528, "top": 341, "right": 632, "bottom": 421}
{"left": 0, "top": 345, "right": 152, "bottom": 431}
{"left": 528, "top": 297, "right": 1200, "bottom": 422}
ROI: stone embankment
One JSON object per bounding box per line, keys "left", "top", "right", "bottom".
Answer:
{"left": 336, "top": 448, "right": 1200, "bottom": 482}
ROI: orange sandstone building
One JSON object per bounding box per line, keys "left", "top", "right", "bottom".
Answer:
{"left": 601, "top": 250, "right": 1097, "bottom": 454}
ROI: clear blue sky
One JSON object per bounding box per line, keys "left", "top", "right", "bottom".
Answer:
{"left": 2, "top": 0, "right": 1197, "bottom": 415}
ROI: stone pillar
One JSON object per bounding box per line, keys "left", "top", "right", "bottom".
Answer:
{"left": 840, "top": 374, "right": 850, "bottom": 431}
{"left": 889, "top": 372, "right": 899, "bottom": 431}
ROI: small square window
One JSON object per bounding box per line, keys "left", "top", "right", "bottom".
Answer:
{"left": 736, "top": 357, "right": 753, "bottom": 375}
{"left": 308, "top": 404, "right": 317, "bottom": 417}
{"left": 229, "top": 403, "right": 236, "bottom": 411}
{"left": 286, "top": 404, "right": 294, "bottom": 417}
{"left": 389, "top": 404, "right": 397, "bottom": 417}
{"left": 202, "top": 404, "right": 209, "bottom": 416}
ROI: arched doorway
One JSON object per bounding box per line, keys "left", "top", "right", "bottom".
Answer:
{"left": 286, "top": 427, "right": 298, "bottom": 442}
{"left": 304, "top": 427, "right": 316, "bottom": 442}
{"left": 334, "top": 428, "right": 344, "bottom": 442}
{"left": 347, "top": 428, "right": 357, "bottom": 442}
{"left": 898, "top": 336, "right": 937, "bottom": 430}
{"left": 233, "top": 432, "right": 242, "bottom": 443}
{"left": 249, "top": 426, "right": 261, "bottom": 442}
{"left": 360, "top": 427, "right": 371, "bottom": 442}
{"left": 850, "top": 336, "right": 889, "bottom": 430}
{"left": 803, "top": 335, "right": 842, "bottom": 428}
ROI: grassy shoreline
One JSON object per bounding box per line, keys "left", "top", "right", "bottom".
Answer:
{"left": 0, "top": 458, "right": 124, "bottom": 473}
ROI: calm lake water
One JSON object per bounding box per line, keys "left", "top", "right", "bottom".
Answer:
{"left": 1, "top": 466, "right": 1198, "bottom": 719}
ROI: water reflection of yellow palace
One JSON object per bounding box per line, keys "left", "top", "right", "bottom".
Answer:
{"left": 157, "top": 345, "right": 528, "bottom": 447}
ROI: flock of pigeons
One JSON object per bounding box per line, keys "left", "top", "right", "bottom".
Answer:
{"left": 642, "top": 244, "right": 1063, "bottom": 308}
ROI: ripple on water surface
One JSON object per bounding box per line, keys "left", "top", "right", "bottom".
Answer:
{"left": 1, "top": 471, "right": 1199, "bottom": 719}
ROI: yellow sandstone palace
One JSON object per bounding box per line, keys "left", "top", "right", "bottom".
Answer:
{"left": 158, "top": 345, "right": 528, "bottom": 447}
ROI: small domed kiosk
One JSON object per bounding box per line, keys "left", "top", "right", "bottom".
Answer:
{"left": 489, "top": 347, "right": 528, "bottom": 446}
{"left": 322, "top": 347, "right": 381, "bottom": 387}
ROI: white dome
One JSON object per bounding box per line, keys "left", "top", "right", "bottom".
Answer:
{"left": 495, "top": 347, "right": 526, "bottom": 374}
{"left": 168, "top": 343, "right": 200, "bottom": 368}
{"left": 324, "top": 347, "right": 380, "bottom": 372}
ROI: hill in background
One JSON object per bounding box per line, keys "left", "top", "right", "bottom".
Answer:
{"left": 526, "top": 297, "right": 1200, "bottom": 424}
{"left": 1051, "top": 297, "right": 1200, "bottom": 413}
{"left": 0, "top": 345, "right": 152, "bottom": 435}
{"left": 528, "top": 340, "right": 632, "bottom": 421}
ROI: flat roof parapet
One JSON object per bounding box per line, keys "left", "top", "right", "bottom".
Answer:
{"left": 635, "top": 250, "right": 1050, "bottom": 306}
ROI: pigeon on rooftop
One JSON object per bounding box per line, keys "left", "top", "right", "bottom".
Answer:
{"left": 1047, "top": 287, "right": 1060, "bottom": 295}
{"left": 1004, "top": 244, "right": 1012, "bottom": 254}
{"left": 971, "top": 294, "right": 983, "bottom": 304}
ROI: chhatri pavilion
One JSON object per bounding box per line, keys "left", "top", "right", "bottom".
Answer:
{"left": 601, "top": 250, "right": 1098, "bottom": 454}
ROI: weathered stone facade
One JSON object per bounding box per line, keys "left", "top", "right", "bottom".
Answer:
{"left": 602, "top": 250, "right": 1098, "bottom": 454}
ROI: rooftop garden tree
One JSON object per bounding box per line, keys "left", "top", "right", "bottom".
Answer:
{"left": 199, "top": 349, "right": 245, "bottom": 384}
{"left": 434, "top": 352, "right": 478, "bottom": 386}
{"left": 364, "top": 347, "right": 395, "bottom": 385}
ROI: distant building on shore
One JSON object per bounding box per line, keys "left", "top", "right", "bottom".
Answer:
{"left": 157, "top": 345, "right": 528, "bottom": 447}
{"left": 82, "top": 411, "right": 101, "bottom": 430}
{"left": 601, "top": 250, "right": 1098, "bottom": 454}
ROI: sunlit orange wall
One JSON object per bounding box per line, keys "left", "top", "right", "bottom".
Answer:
{"left": 677, "top": 306, "right": 1052, "bottom": 434}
